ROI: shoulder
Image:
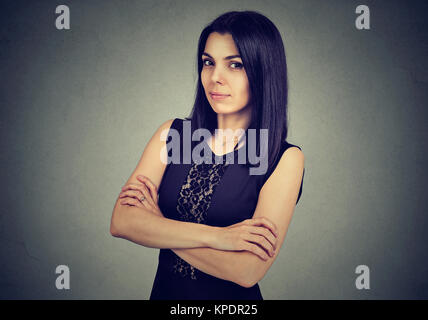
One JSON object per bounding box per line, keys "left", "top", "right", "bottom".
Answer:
{"left": 158, "top": 118, "right": 177, "bottom": 131}
{"left": 122, "top": 118, "right": 177, "bottom": 188}
{"left": 275, "top": 146, "right": 305, "bottom": 178}
{"left": 159, "top": 117, "right": 187, "bottom": 133}
{"left": 281, "top": 146, "right": 305, "bottom": 167}
{"left": 141, "top": 117, "right": 179, "bottom": 164}
{"left": 261, "top": 145, "right": 305, "bottom": 192}
{"left": 152, "top": 118, "right": 179, "bottom": 138}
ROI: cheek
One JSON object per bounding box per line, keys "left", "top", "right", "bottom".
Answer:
{"left": 237, "top": 79, "right": 250, "bottom": 101}
{"left": 201, "top": 70, "right": 209, "bottom": 88}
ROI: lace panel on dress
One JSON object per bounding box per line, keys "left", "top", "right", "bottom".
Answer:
{"left": 172, "top": 162, "right": 229, "bottom": 280}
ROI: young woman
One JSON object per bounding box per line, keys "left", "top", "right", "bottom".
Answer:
{"left": 110, "top": 10, "right": 305, "bottom": 300}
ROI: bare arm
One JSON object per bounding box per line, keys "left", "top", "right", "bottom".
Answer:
{"left": 171, "top": 247, "right": 263, "bottom": 287}
{"left": 171, "top": 147, "right": 305, "bottom": 287}
{"left": 112, "top": 195, "right": 271, "bottom": 287}
{"left": 110, "top": 198, "right": 219, "bottom": 249}
{"left": 110, "top": 117, "right": 283, "bottom": 287}
{"left": 121, "top": 148, "right": 304, "bottom": 287}
{"left": 112, "top": 192, "right": 275, "bottom": 250}
{"left": 110, "top": 118, "right": 217, "bottom": 248}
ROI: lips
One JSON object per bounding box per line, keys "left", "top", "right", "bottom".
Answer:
{"left": 210, "top": 92, "right": 230, "bottom": 96}
{"left": 210, "top": 93, "right": 230, "bottom": 100}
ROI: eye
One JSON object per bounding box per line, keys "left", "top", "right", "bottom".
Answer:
{"left": 230, "top": 62, "right": 243, "bottom": 69}
{"left": 202, "top": 59, "right": 243, "bottom": 70}
{"left": 202, "top": 59, "right": 213, "bottom": 66}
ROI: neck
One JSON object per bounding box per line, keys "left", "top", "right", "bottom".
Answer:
{"left": 215, "top": 105, "right": 252, "bottom": 134}
{"left": 211, "top": 106, "right": 252, "bottom": 151}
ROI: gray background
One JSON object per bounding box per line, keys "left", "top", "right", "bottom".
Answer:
{"left": 1, "top": 0, "right": 427, "bottom": 299}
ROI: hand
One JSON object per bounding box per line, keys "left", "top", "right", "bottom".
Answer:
{"left": 212, "top": 217, "right": 279, "bottom": 261}
{"left": 118, "top": 175, "right": 163, "bottom": 217}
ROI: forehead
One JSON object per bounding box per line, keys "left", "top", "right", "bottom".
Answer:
{"left": 204, "top": 32, "right": 239, "bottom": 56}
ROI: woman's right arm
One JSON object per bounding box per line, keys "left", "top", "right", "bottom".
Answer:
{"left": 112, "top": 196, "right": 277, "bottom": 253}
{"left": 110, "top": 201, "right": 220, "bottom": 249}
{"left": 110, "top": 118, "right": 277, "bottom": 253}
{"left": 110, "top": 118, "right": 218, "bottom": 248}
{"left": 110, "top": 118, "right": 222, "bottom": 249}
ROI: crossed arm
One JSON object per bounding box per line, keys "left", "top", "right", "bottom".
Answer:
{"left": 110, "top": 202, "right": 274, "bottom": 288}
{"left": 111, "top": 147, "right": 304, "bottom": 288}
{"left": 172, "top": 147, "right": 303, "bottom": 288}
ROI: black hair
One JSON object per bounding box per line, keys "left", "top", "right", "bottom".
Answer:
{"left": 186, "top": 10, "right": 289, "bottom": 177}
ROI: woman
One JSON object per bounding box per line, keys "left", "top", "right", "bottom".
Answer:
{"left": 110, "top": 10, "right": 305, "bottom": 300}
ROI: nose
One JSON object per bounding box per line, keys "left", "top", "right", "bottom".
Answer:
{"left": 210, "top": 65, "right": 225, "bottom": 84}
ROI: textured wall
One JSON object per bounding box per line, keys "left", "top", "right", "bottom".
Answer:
{"left": 0, "top": 0, "right": 427, "bottom": 299}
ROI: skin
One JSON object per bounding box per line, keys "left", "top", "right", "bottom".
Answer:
{"left": 201, "top": 32, "right": 252, "bottom": 155}
{"left": 111, "top": 32, "right": 305, "bottom": 288}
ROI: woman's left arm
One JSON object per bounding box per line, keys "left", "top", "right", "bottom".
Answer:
{"left": 124, "top": 147, "right": 304, "bottom": 288}
{"left": 172, "top": 147, "right": 305, "bottom": 288}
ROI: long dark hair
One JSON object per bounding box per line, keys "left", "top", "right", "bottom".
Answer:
{"left": 186, "top": 10, "right": 289, "bottom": 177}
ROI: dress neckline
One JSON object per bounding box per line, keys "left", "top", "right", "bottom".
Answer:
{"left": 208, "top": 139, "right": 247, "bottom": 165}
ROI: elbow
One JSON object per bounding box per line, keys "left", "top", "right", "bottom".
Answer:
{"left": 235, "top": 259, "right": 266, "bottom": 288}
{"left": 237, "top": 275, "right": 259, "bottom": 289}
{"left": 235, "top": 278, "right": 252, "bottom": 289}
{"left": 110, "top": 222, "right": 120, "bottom": 237}
{"left": 110, "top": 213, "right": 125, "bottom": 238}
{"left": 110, "top": 203, "right": 132, "bottom": 238}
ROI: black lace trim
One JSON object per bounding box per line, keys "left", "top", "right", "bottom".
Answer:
{"left": 172, "top": 162, "right": 229, "bottom": 280}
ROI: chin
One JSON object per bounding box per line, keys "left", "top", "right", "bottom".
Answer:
{"left": 210, "top": 106, "right": 240, "bottom": 115}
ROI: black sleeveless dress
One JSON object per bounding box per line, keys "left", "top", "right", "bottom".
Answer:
{"left": 149, "top": 118, "right": 305, "bottom": 300}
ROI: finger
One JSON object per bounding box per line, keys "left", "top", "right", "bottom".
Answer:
{"left": 248, "top": 226, "right": 277, "bottom": 250}
{"left": 121, "top": 184, "right": 156, "bottom": 208}
{"left": 243, "top": 243, "right": 269, "bottom": 261}
{"left": 120, "top": 189, "right": 148, "bottom": 204}
{"left": 119, "top": 190, "right": 141, "bottom": 200}
{"left": 135, "top": 183, "right": 157, "bottom": 208}
{"left": 257, "top": 217, "right": 278, "bottom": 237}
{"left": 246, "top": 234, "right": 275, "bottom": 257}
{"left": 121, "top": 183, "right": 142, "bottom": 190}
{"left": 249, "top": 217, "right": 278, "bottom": 237}
{"left": 137, "top": 181, "right": 158, "bottom": 208}
{"left": 121, "top": 191, "right": 153, "bottom": 212}
{"left": 121, "top": 183, "right": 147, "bottom": 192}
{"left": 262, "top": 217, "right": 278, "bottom": 236}
{"left": 137, "top": 175, "right": 159, "bottom": 203}
{"left": 120, "top": 197, "right": 144, "bottom": 208}
{"left": 132, "top": 186, "right": 156, "bottom": 211}
{"left": 119, "top": 190, "right": 155, "bottom": 212}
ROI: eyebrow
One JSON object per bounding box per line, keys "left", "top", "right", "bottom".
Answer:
{"left": 202, "top": 52, "right": 242, "bottom": 60}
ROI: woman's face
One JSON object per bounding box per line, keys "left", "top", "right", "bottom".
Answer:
{"left": 201, "top": 32, "right": 251, "bottom": 115}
